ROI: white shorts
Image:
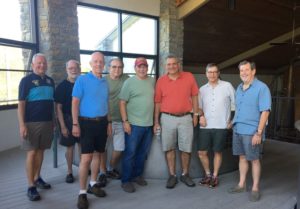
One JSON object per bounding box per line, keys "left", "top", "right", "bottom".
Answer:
{"left": 106, "top": 122, "right": 125, "bottom": 151}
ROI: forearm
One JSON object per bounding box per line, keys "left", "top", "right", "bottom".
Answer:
{"left": 56, "top": 103, "right": 66, "bottom": 128}
{"left": 119, "top": 100, "right": 128, "bottom": 122}
{"left": 18, "top": 101, "right": 26, "bottom": 126}
{"left": 154, "top": 103, "right": 161, "bottom": 125}
{"left": 257, "top": 111, "right": 270, "bottom": 133}
{"left": 72, "top": 98, "right": 80, "bottom": 125}
{"left": 192, "top": 95, "right": 199, "bottom": 114}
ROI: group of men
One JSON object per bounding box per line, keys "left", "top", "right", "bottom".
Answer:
{"left": 18, "top": 51, "right": 271, "bottom": 209}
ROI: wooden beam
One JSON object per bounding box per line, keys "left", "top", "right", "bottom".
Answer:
{"left": 177, "top": 0, "right": 210, "bottom": 19}
{"left": 218, "top": 27, "right": 300, "bottom": 69}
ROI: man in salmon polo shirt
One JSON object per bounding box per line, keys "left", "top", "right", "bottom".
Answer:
{"left": 154, "top": 54, "right": 199, "bottom": 189}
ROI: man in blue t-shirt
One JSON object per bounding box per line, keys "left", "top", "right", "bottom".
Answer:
{"left": 72, "top": 51, "right": 111, "bottom": 209}
{"left": 228, "top": 61, "right": 271, "bottom": 202}
{"left": 55, "top": 59, "right": 81, "bottom": 184}
{"left": 18, "top": 53, "right": 55, "bottom": 201}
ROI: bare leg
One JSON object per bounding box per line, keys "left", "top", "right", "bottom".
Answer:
{"left": 251, "top": 159, "right": 261, "bottom": 191}
{"left": 99, "top": 152, "right": 106, "bottom": 174}
{"left": 34, "top": 149, "right": 44, "bottom": 180}
{"left": 91, "top": 152, "right": 100, "bottom": 181}
{"left": 110, "top": 150, "right": 122, "bottom": 169}
{"left": 166, "top": 150, "right": 176, "bottom": 175}
{"left": 238, "top": 155, "right": 248, "bottom": 188}
{"left": 66, "top": 146, "right": 74, "bottom": 174}
{"left": 26, "top": 150, "right": 37, "bottom": 186}
{"left": 181, "top": 151, "right": 191, "bottom": 175}
{"left": 79, "top": 153, "right": 93, "bottom": 190}
{"left": 213, "top": 152, "right": 222, "bottom": 177}
{"left": 198, "top": 150, "right": 210, "bottom": 175}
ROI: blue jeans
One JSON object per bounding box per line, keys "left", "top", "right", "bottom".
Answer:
{"left": 121, "top": 125, "right": 153, "bottom": 183}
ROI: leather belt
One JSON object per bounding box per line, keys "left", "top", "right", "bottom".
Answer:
{"left": 79, "top": 116, "right": 106, "bottom": 121}
{"left": 162, "top": 112, "right": 191, "bottom": 117}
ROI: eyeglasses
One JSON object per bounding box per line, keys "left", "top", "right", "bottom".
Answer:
{"left": 111, "top": 66, "right": 123, "bottom": 69}
{"left": 207, "top": 71, "right": 219, "bottom": 74}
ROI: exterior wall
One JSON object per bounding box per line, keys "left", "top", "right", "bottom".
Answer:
{"left": 38, "top": 0, "right": 80, "bottom": 85}
{"left": 0, "top": 109, "right": 20, "bottom": 152}
{"left": 159, "top": 0, "right": 184, "bottom": 74}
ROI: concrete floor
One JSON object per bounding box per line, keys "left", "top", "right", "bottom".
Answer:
{"left": 0, "top": 139, "right": 298, "bottom": 209}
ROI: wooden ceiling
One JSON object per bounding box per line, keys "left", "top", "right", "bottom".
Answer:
{"left": 183, "top": 0, "right": 300, "bottom": 73}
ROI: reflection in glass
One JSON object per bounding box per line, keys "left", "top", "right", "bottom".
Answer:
{"left": 0, "top": 0, "right": 34, "bottom": 42}
{"left": 122, "top": 14, "right": 156, "bottom": 55}
{"left": 78, "top": 6, "right": 119, "bottom": 51}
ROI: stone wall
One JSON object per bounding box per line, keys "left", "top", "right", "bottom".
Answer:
{"left": 159, "top": 0, "right": 184, "bottom": 75}
{"left": 38, "top": 0, "right": 80, "bottom": 84}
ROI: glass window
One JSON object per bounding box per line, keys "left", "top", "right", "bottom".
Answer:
{"left": 123, "top": 57, "right": 156, "bottom": 76}
{"left": 122, "top": 14, "right": 157, "bottom": 55}
{"left": 0, "top": 0, "right": 37, "bottom": 108}
{"left": 78, "top": 7, "right": 119, "bottom": 52}
{"left": 0, "top": 0, "right": 34, "bottom": 43}
{"left": 77, "top": 3, "right": 158, "bottom": 79}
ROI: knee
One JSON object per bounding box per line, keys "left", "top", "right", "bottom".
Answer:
{"left": 198, "top": 151, "right": 207, "bottom": 159}
{"left": 80, "top": 155, "right": 92, "bottom": 165}
{"left": 251, "top": 159, "right": 260, "bottom": 166}
{"left": 239, "top": 155, "right": 247, "bottom": 162}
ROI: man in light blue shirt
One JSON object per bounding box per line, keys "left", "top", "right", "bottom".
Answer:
{"left": 197, "top": 63, "right": 235, "bottom": 188}
{"left": 228, "top": 60, "right": 271, "bottom": 202}
{"left": 72, "top": 51, "right": 111, "bottom": 209}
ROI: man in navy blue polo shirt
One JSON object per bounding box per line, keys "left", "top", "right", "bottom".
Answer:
{"left": 72, "top": 51, "right": 111, "bottom": 209}
{"left": 18, "top": 53, "right": 55, "bottom": 201}
{"left": 228, "top": 60, "right": 271, "bottom": 202}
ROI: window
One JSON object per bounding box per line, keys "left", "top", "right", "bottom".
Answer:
{"left": 0, "top": 0, "right": 38, "bottom": 108}
{"left": 77, "top": 3, "right": 159, "bottom": 77}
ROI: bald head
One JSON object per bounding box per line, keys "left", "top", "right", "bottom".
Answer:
{"left": 90, "top": 52, "right": 105, "bottom": 77}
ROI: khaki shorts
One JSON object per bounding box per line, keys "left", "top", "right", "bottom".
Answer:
{"left": 161, "top": 113, "right": 194, "bottom": 153}
{"left": 21, "top": 121, "right": 53, "bottom": 151}
{"left": 106, "top": 122, "right": 125, "bottom": 151}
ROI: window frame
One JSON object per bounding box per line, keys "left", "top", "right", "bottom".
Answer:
{"left": 0, "top": 0, "right": 39, "bottom": 110}
{"left": 77, "top": 2, "right": 160, "bottom": 78}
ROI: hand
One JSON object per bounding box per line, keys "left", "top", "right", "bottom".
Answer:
{"left": 19, "top": 124, "right": 28, "bottom": 139}
{"left": 193, "top": 115, "right": 198, "bottom": 127}
{"left": 252, "top": 133, "right": 262, "bottom": 146}
{"left": 107, "top": 123, "right": 112, "bottom": 137}
{"left": 199, "top": 116, "right": 207, "bottom": 127}
{"left": 61, "top": 126, "right": 69, "bottom": 138}
{"left": 153, "top": 123, "right": 161, "bottom": 134}
{"left": 72, "top": 125, "right": 81, "bottom": 137}
{"left": 123, "top": 121, "right": 131, "bottom": 135}
{"left": 227, "top": 121, "right": 233, "bottom": 129}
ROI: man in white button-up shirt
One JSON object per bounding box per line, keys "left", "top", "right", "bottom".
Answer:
{"left": 197, "top": 63, "right": 235, "bottom": 188}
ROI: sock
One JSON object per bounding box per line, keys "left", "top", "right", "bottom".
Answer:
{"left": 79, "top": 190, "right": 87, "bottom": 194}
{"left": 99, "top": 171, "right": 106, "bottom": 176}
{"left": 107, "top": 165, "right": 112, "bottom": 171}
{"left": 89, "top": 181, "right": 96, "bottom": 187}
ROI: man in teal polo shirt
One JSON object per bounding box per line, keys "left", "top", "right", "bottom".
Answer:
{"left": 72, "top": 51, "right": 111, "bottom": 209}
{"left": 18, "top": 53, "right": 55, "bottom": 201}
{"left": 228, "top": 60, "right": 271, "bottom": 202}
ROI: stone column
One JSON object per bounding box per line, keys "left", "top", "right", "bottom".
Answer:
{"left": 37, "top": 0, "right": 80, "bottom": 84}
{"left": 159, "top": 0, "right": 184, "bottom": 74}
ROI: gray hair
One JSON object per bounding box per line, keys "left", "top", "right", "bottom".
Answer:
{"left": 238, "top": 60, "right": 256, "bottom": 70}
{"left": 108, "top": 58, "right": 124, "bottom": 68}
{"left": 66, "top": 59, "right": 80, "bottom": 69}
{"left": 32, "top": 53, "right": 46, "bottom": 63}
{"left": 205, "top": 63, "right": 219, "bottom": 72}
{"left": 166, "top": 54, "right": 181, "bottom": 64}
